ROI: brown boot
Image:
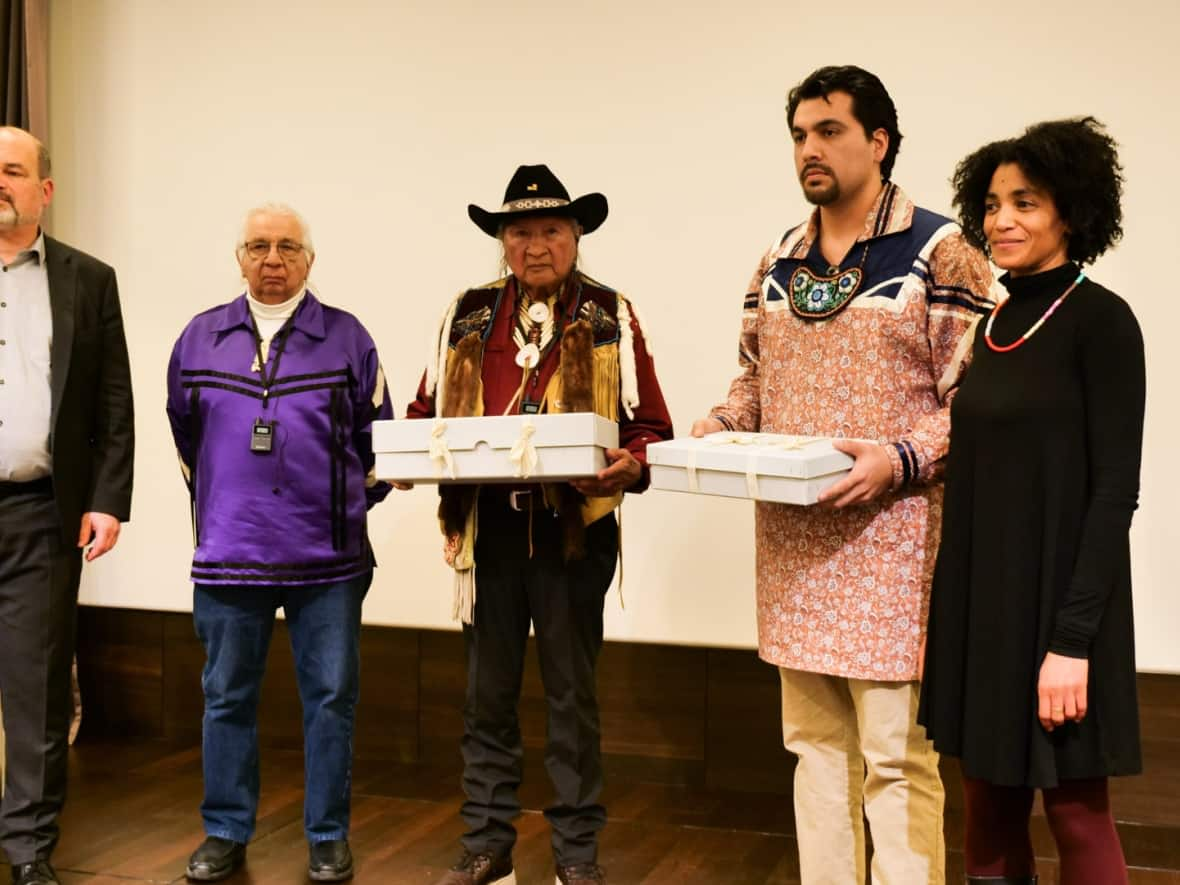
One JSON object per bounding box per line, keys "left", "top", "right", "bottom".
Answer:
{"left": 555, "top": 863, "right": 606, "bottom": 885}
{"left": 436, "top": 851, "right": 516, "bottom": 885}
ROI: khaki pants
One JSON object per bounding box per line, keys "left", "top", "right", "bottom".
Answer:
{"left": 779, "top": 667, "right": 945, "bottom": 885}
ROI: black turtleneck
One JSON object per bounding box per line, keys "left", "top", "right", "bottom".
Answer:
{"left": 920, "top": 261, "right": 1146, "bottom": 785}
{"left": 989, "top": 261, "right": 1087, "bottom": 347}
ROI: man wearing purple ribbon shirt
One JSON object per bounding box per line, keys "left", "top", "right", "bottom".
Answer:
{"left": 166, "top": 204, "right": 392, "bottom": 883}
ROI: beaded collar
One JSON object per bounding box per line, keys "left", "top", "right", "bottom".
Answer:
{"left": 788, "top": 240, "right": 871, "bottom": 320}
{"left": 783, "top": 183, "right": 901, "bottom": 321}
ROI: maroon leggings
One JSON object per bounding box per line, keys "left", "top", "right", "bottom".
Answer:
{"left": 962, "top": 774, "right": 1128, "bottom": 884}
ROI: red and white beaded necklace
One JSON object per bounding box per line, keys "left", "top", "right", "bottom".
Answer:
{"left": 984, "top": 270, "right": 1086, "bottom": 353}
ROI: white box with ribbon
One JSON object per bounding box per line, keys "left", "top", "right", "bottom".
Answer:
{"left": 372, "top": 414, "right": 618, "bottom": 484}
{"left": 646, "top": 432, "right": 855, "bottom": 505}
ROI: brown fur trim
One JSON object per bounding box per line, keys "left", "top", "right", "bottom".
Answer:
{"left": 560, "top": 319, "right": 595, "bottom": 413}
{"left": 438, "top": 332, "right": 485, "bottom": 541}
{"left": 554, "top": 484, "right": 587, "bottom": 561}
{"left": 556, "top": 319, "right": 596, "bottom": 559}
{"left": 442, "top": 332, "right": 484, "bottom": 419}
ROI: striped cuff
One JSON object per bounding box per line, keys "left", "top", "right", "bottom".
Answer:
{"left": 887, "top": 440, "right": 921, "bottom": 489}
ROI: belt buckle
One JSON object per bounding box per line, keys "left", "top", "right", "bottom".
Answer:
{"left": 508, "top": 490, "right": 531, "bottom": 511}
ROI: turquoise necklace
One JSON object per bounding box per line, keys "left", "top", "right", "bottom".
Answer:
{"left": 788, "top": 240, "right": 871, "bottom": 320}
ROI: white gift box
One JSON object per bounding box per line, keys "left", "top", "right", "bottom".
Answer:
{"left": 372, "top": 413, "right": 618, "bottom": 484}
{"left": 646, "top": 432, "right": 854, "bottom": 505}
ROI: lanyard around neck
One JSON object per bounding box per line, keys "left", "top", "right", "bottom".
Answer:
{"left": 250, "top": 314, "right": 295, "bottom": 408}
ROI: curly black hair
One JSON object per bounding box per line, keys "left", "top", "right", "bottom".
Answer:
{"left": 951, "top": 117, "right": 1124, "bottom": 266}
{"left": 787, "top": 66, "right": 903, "bottom": 181}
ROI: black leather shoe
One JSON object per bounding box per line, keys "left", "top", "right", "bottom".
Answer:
{"left": 309, "top": 839, "right": 354, "bottom": 882}
{"left": 556, "top": 863, "right": 606, "bottom": 885}
{"left": 11, "top": 861, "right": 59, "bottom": 885}
{"left": 437, "top": 851, "right": 516, "bottom": 884}
{"left": 185, "top": 836, "right": 246, "bottom": 881}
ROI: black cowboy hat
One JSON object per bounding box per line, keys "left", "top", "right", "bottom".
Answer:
{"left": 468, "top": 164, "right": 608, "bottom": 237}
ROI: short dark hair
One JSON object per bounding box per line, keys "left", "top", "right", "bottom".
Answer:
{"left": 951, "top": 117, "right": 1123, "bottom": 266}
{"left": 786, "top": 66, "right": 903, "bottom": 180}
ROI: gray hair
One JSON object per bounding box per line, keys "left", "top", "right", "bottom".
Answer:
{"left": 236, "top": 202, "right": 315, "bottom": 259}
{"left": 494, "top": 215, "right": 582, "bottom": 242}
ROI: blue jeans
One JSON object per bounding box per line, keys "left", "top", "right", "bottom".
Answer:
{"left": 193, "top": 573, "right": 370, "bottom": 844}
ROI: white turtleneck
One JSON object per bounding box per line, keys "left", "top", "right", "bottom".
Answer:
{"left": 247, "top": 288, "right": 307, "bottom": 366}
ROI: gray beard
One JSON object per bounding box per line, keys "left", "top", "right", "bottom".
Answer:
{"left": 0, "top": 204, "right": 37, "bottom": 227}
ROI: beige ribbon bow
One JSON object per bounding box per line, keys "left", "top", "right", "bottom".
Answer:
{"left": 429, "top": 419, "right": 456, "bottom": 479}
{"left": 508, "top": 418, "right": 539, "bottom": 479}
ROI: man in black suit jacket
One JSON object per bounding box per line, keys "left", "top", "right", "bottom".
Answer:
{"left": 0, "top": 127, "right": 133, "bottom": 885}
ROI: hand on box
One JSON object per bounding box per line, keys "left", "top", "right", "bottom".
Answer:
{"left": 391, "top": 481, "right": 414, "bottom": 491}
{"left": 815, "top": 440, "right": 892, "bottom": 508}
{"left": 570, "top": 447, "right": 642, "bottom": 496}
{"left": 691, "top": 417, "right": 724, "bottom": 437}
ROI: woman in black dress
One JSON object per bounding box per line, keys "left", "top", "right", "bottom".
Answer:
{"left": 919, "top": 118, "right": 1144, "bottom": 884}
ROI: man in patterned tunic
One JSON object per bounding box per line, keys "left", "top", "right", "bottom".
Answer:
{"left": 693, "top": 66, "right": 993, "bottom": 884}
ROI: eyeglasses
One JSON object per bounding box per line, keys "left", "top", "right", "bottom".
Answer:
{"left": 241, "top": 239, "right": 307, "bottom": 261}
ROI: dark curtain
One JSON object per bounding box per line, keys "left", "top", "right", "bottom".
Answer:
{"left": 0, "top": 0, "right": 27, "bottom": 128}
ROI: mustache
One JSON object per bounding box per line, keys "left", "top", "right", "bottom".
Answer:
{"left": 800, "top": 164, "right": 833, "bottom": 180}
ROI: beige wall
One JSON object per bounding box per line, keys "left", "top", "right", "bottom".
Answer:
{"left": 46, "top": 0, "right": 1180, "bottom": 670}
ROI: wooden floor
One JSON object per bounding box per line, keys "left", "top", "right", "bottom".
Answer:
{"left": 3, "top": 738, "right": 1179, "bottom": 885}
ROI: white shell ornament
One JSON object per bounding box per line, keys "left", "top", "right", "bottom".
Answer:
{"left": 514, "top": 343, "right": 541, "bottom": 368}
{"left": 527, "top": 301, "right": 551, "bottom": 324}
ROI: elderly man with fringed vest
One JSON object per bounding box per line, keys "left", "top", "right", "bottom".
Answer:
{"left": 405, "top": 165, "right": 673, "bottom": 885}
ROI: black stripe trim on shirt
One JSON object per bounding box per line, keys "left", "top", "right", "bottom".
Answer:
{"left": 267, "top": 381, "right": 349, "bottom": 399}
{"left": 191, "top": 563, "right": 368, "bottom": 585}
{"left": 181, "top": 368, "right": 350, "bottom": 387}
{"left": 188, "top": 387, "right": 202, "bottom": 545}
{"left": 182, "top": 381, "right": 264, "bottom": 399}
{"left": 893, "top": 442, "right": 912, "bottom": 487}
{"left": 926, "top": 294, "right": 992, "bottom": 315}
{"left": 275, "top": 369, "right": 350, "bottom": 384}
{"left": 181, "top": 380, "right": 349, "bottom": 400}
{"left": 931, "top": 284, "right": 994, "bottom": 308}
{"left": 873, "top": 183, "right": 897, "bottom": 238}
{"left": 331, "top": 387, "right": 353, "bottom": 551}
{"left": 329, "top": 388, "right": 342, "bottom": 551}
{"left": 181, "top": 369, "right": 262, "bottom": 386}
{"left": 191, "top": 554, "right": 361, "bottom": 572}
{"left": 902, "top": 440, "right": 920, "bottom": 483}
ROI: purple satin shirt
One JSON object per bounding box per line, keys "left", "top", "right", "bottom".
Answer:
{"left": 166, "top": 291, "right": 392, "bottom": 586}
